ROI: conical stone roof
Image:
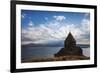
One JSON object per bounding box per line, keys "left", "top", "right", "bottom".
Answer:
{"left": 65, "top": 32, "right": 76, "bottom": 42}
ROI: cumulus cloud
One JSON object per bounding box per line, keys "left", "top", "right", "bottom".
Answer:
{"left": 21, "top": 15, "right": 90, "bottom": 45}
{"left": 53, "top": 15, "right": 66, "bottom": 21}
{"left": 21, "top": 14, "right": 26, "bottom": 19}
{"left": 28, "top": 21, "right": 34, "bottom": 27}
{"left": 84, "top": 13, "right": 90, "bottom": 17}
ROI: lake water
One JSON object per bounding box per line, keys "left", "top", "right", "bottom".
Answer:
{"left": 21, "top": 46, "right": 90, "bottom": 60}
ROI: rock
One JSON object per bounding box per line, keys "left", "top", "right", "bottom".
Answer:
{"left": 55, "top": 32, "right": 83, "bottom": 57}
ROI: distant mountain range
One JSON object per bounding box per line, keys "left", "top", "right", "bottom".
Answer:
{"left": 22, "top": 43, "right": 63, "bottom": 47}
{"left": 22, "top": 43, "right": 90, "bottom": 48}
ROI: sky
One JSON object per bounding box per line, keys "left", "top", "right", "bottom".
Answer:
{"left": 21, "top": 10, "right": 90, "bottom": 45}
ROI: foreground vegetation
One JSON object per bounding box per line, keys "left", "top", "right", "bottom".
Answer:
{"left": 22, "top": 55, "right": 90, "bottom": 63}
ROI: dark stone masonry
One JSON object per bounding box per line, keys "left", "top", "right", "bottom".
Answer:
{"left": 55, "top": 32, "right": 83, "bottom": 57}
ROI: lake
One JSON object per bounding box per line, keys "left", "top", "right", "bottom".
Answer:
{"left": 21, "top": 46, "right": 90, "bottom": 60}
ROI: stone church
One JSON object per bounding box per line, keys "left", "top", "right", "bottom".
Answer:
{"left": 55, "top": 32, "right": 83, "bottom": 57}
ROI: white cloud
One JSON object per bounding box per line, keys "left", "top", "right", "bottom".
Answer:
{"left": 81, "top": 19, "right": 90, "bottom": 33}
{"left": 53, "top": 15, "right": 66, "bottom": 21}
{"left": 22, "top": 15, "right": 25, "bottom": 19}
{"left": 28, "top": 21, "right": 34, "bottom": 27}
{"left": 21, "top": 14, "right": 26, "bottom": 19}
{"left": 22, "top": 15, "right": 90, "bottom": 45}
{"left": 84, "top": 13, "right": 89, "bottom": 17}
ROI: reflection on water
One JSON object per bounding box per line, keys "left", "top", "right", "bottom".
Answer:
{"left": 21, "top": 46, "right": 90, "bottom": 60}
